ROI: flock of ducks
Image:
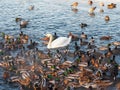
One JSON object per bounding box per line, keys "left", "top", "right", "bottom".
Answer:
{"left": 71, "top": 0, "right": 117, "bottom": 21}
{"left": 0, "top": 30, "right": 120, "bottom": 90}
{"left": 0, "top": 0, "right": 120, "bottom": 90}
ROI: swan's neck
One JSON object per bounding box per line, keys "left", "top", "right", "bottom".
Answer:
{"left": 47, "top": 35, "right": 53, "bottom": 48}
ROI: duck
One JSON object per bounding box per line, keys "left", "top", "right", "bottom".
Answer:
{"left": 89, "top": 37, "right": 95, "bottom": 44}
{"left": 71, "top": 2, "right": 78, "bottom": 9}
{"left": 80, "top": 38, "right": 88, "bottom": 46}
{"left": 68, "top": 32, "right": 79, "bottom": 41}
{"left": 87, "top": 43, "right": 97, "bottom": 49}
{"left": 88, "top": 0, "right": 93, "bottom": 6}
{"left": 107, "top": 3, "right": 116, "bottom": 9}
{"left": 98, "top": 45, "right": 109, "bottom": 51}
{"left": 37, "top": 50, "right": 51, "bottom": 59}
{"left": 3, "top": 71, "right": 9, "bottom": 80}
{"left": 4, "top": 34, "right": 14, "bottom": 41}
{"left": 105, "top": 48, "right": 113, "bottom": 58}
{"left": 100, "top": 35, "right": 111, "bottom": 40}
{"left": 74, "top": 42, "right": 80, "bottom": 51}
{"left": 112, "top": 41, "right": 120, "bottom": 46}
{"left": 20, "top": 20, "right": 28, "bottom": 29}
{"left": 99, "top": 2, "right": 104, "bottom": 7}
{"left": 19, "top": 31, "right": 29, "bottom": 44}
{"left": 89, "top": 7, "right": 96, "bottom": 14}
{"left": 15, "top": 17, "right": 22, "bottom": 22}
{"left": 80, "top": 32, "right": 87, "bottom": 39}
{"left": 28, "top": 5, "right": 34, "bottom": 10}
{"left": 41, "top": 33, "right": 58, "bottom": 45}
{"left": 27, "top": 39, "right": 38, "bottom": 49}
{"left": 92, "top": 49, "right": 102, "bottom": 58}
{"left": 94, "top": 80, "right": 113, "bottom": 87}
{"left": 104, "top": 16, "right": 110, "bottom": 21}
{"left": 80, "top": 23, "right": 88, "bottom": 28}
{"left": 40, "top": 36, "right": 49, "bottom": 41}
{"left": 71, "top": 8, "right": 78, "bottom": 13}
{"left": 45, "top": 33, "right": 72, "bottom": 49}
{"left": 112, "top": 46, "right": 120, "bottom": 55}
{"left": 99, "top": 9, "right": 104, "bottom": 13}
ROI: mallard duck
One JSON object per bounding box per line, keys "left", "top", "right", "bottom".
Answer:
{"left": 80, "top": 32, "right": 87, "bottom": 39}
{"left": 104, "top": 16, "right": 110, "bottom": 21}
{"left": 80, "top": 38, "right": 88, "bottom": 46}
{"left": 74, "top": 42, "right": 80, "bottom": 51}
{"left": 71, "top": 2, "right": 78, "bottom": 9}
{"left": 89, "top": 7, "right": 96, "bottom": 13}
{"left": 107, "top": 3, "right": 116, "bottom": 9}
{"left": 4, "top": 34, "right": 14, "bottom": 40}
{"left": 20, "top": 20, "right": 28, "bottom": 29}
{"left": 15, "top": 17, "right": 22, "bottom": 22}
{"left": 112, "top": 46, "right": 120, "bottom": 55}
{"left": 98, "top": 46, "right": 109, "bottom": 51}
{"left": 68, "top": 32, "right": 79, "bottom": 41}
{"left": 71, "top": 8, "right": 78, "bottom": 13}
{"left": 89, "top": 37, "right": 95, "bottom": 44}
{"left": 27, "top": 39, "right": 38, "bottom": 49}
{"left": 100, "top": 35, "right": 111, "bottom": 40}
{"left": 99, "top": 2, "right": 104, "bottom": 7}
{"left": 88, "top": 0, "right": 93, "bottom": 6}
{"left": 3, "top": 71, "right": 9, "bottom": 80}
{"left": 28, "top": 5, "right": 34, "bottom": 10}
{"left": 80, "top": 23, "right": 88, "bottom": 28}
{"left": 87, "top": 43, "right": 97, "bottom": 49}
{"left": 112, "top": 41, "right": 120, "bottom": 46}
{"left": 99, "top": 9, "right": 104, "bottom": 13}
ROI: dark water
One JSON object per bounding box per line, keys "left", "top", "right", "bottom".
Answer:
{"left": 0, "top": 0, "right": 120, "bottom": 90}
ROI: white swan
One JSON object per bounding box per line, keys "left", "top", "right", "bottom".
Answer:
{"left": 46, "top": 33, "right": 72, "bottom": 49}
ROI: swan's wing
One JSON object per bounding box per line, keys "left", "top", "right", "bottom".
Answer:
{"left": 51, "top": 37, "right": 71, "bottom": 48}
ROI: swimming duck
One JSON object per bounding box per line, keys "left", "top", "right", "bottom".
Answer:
{"left": 15, "top": 17, "right": 22, "bottom": 22}
{"left": 3, "top": 71, "right": 9, "bottom": 81}
{"left": 88, "top": 0, "right": 93, "bottom": 6}
{"left": 99, "top": 2, "right": 104, "bottom": 7}
{"left": 80, "top": 32, "right": 87, "bottom": 39}
{"left": 80, "top": 38, "right": 88, "bottom": 46}
{"left": 68, "top": 32, "right": 79, "bottom": 41}
{"left": 71, "top": 8, "right": 78, "bottom": 13}
{"left": 107, "top": 3, "right": 116, "bottom": 9}
{"left": 112, "top": 46, "right": 120, "bottom": 55}
{"left": 89, "top": 37, "right": 95, "bottom": 44}
{"left": 112, "top": 41, "right": 120, "bottom": 46}
{"left": 27, "top": 40, "right": 38, "bottom": 49}
{"left": 87, "top": 43, "right": 97, "bottom": 49}
{"left": 89, "top": 7, "right": 96, "bottom": 14}
{"left": 100, "top": 35, "right": 111, "bottom": 40}
{"left": 99, "top": 9, "right": 104, "bottom": 13}
{"left": 80, "top": 23, "right": 88, "bottom": 28}
{"left": 41, "top": 33, "right": 58, "bottom": 45}
{"left": 4, "top": 34, "right": 14, "bottom": 40}
{"left": 28, "top": 5, "right": 34, "bottom": 10}
{"left": 104, "top": 16, "right": 110, "bottom": 21}
{"left": 71, "top": 2, "right": 78, "bottom": 9}
{"left": 74, "top": 42, "right": 80, "bottom": 51}
{"left": 20, "top": 20, "right": 28, "bottom": 29}
{"left": 98, "top": 46, "right": 109, "bottom": 51}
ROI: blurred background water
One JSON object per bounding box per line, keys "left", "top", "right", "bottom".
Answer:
{"left": 0, "top": 0, "right": 120, "bottom": 89}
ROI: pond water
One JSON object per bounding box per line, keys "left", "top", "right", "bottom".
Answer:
{"left": 0, "top": 0, "right": 120, "bottom": 90}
